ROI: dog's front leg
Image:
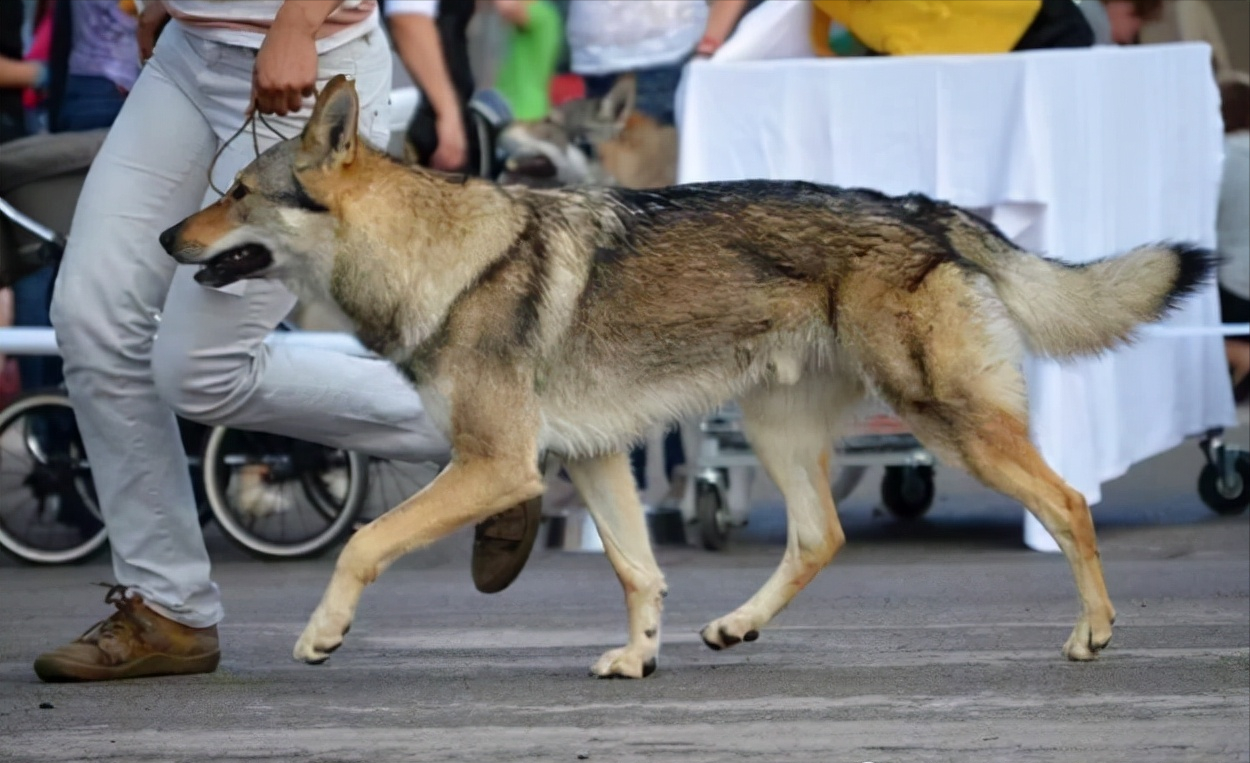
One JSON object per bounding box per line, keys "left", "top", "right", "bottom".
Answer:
{"left": 294, "top": 454, "right": 543, "bottom": 664}
{"left": 564, "top": 452, "right": 667, "bottom": 678}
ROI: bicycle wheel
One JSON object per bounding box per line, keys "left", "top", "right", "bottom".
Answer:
{"left": 202, "top": 426, "right": 368, "bottom": 560}
{"left": 354, "top": 456, "right": 442, "bottom": 525}
{"left": 0, "top": 391, "right": 106, "bottom": 564}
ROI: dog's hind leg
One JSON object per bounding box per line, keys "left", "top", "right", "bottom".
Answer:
{"left": 901, "top": 403, "right": 1116, "bottom": 661}
{"left": 701, "top": 376, "right": 853, "bottom": 650}
{"left": 564, "top": 451, "right": 668, "bottom": 678}
{"left": 842, "top": 269, "right": 1115, "bottom": 660}
{"left": 293, "top": 454, "right": 543, "bottom": 664}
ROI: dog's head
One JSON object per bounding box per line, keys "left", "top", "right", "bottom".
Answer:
{"left": 497, "top": 74, "right": 639, "bottom": 189}
{"left": 160, "top": 75, "right": 364, "bottom": 291}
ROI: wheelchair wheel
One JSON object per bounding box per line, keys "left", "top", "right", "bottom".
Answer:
{"left": 202, "top": 426, "right": 369, "bottom": 560}
{"left": 696, "top": 480, "right": 732, "bottom": 551}
{"left": 1198, "top": 450, "right": 1249, "bottom": 516}
{"left": 881, "top": 465, "right": 935, "bottom": 520}
{"left": 0, "top": 391, "right": 106, "bottom": 564}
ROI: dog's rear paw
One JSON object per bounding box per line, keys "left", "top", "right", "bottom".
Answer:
{"left": 700, "top": 613, "right": 760, "bottom": 651}
{"left": 590, "top": 646, "right": 658, "bottom": 679}
{"left": 1062, "top": 616, "right": 1113, "bottom": 662}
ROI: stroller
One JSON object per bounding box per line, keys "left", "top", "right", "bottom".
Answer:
{"left": 0, "top": 130, "right": 103, "bottom": 288}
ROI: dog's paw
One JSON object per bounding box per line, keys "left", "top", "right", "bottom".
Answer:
{"left": 1062, "top": 615, "right": 1113, "bottom": 661}
{"left": 293, "top": 611, "right": 352, "bottom": 665}
{"left": 590, "top": 646, "right": 658, "bottom": 679}
{"left": 700, "top": 612, "right": 761, "bottom": 651}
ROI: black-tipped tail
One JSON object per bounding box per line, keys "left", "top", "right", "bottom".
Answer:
{"left": 1161, "top": 242, "right": 1221, "bottom": 314}
{"left": 986, "top": 241, "right": 1223, "bottom": 360}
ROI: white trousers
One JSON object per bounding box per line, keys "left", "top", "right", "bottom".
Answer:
{"left": 50, "top": 23, "right": 449, "bottom": 628}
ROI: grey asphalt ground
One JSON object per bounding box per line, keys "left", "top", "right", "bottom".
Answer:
{"left": 2, "top": 420, "right": 1247, "bottom": 763}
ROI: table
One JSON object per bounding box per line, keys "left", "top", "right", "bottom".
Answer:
{"left": 676, "top": 39, "right": 1239, "bottom": 550}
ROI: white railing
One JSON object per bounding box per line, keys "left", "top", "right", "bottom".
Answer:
{"left": 0, "top": 327, "right": 372, "bottom": 356}
{"left": 0, "top": 324, "right": 1245, "bottom": 357}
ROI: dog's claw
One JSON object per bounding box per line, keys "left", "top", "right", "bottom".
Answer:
{"left": 590, "top": 646, "right": 658, "bottom": 678}
{"left": 701, "top": 613, "right": 764, "bottom": 651}
{"left": 294, "top": 638, "right": 340, "bottom": 664}
{"left": 1062, "top": 615, "right": 1114, "bottom": 661}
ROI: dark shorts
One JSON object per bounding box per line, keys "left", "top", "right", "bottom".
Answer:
{"left": 1012, "top": 0, "right": 1095, "bottom": 51}
{"left": 1220, "top": 286, "right": 1249, "bottom": 342}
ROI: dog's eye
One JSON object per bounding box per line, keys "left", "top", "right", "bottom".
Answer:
{"left": 231, "top": 184, "right": 249, "bottom": 201}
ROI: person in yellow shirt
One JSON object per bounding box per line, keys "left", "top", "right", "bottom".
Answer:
{"left": 811, "top": 0, "right": 1094, "bottom": 57}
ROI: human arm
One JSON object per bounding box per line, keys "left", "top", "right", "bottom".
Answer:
{"left": 386, "top": 5, "right": 468, "bottom": 171}
{"left": 0, "top": 57, "right": 44, "bottom": 90}
{"left": 136, "top": 1, "right": 170, "bottom": 63}
{"left": 695, "top": 0, "right": 751, "bottom": 58}
{"left": 493, "top": 0, "right": 532, "bottom": 28}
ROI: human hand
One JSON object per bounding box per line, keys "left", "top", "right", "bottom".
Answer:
{"left": 431, "top": 111, "right": 469, "bottom": 172}
{"left": 694, "top": 34, "right": 723, "bottom": 59}
{"left": 137, "top": 2, "right": 169, "bottom": 63}
{"left": 251, "top": 21, "right": 319, "bottom": 116}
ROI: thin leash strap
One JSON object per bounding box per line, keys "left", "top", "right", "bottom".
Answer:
{"left": 206, "top": 109, "right": 294, "bottom": 198}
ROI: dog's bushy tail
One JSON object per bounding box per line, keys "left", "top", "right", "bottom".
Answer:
{"left": 978, "top": 242, "right": 1219, "bottom": 360}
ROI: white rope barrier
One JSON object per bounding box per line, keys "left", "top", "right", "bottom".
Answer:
{"left": 1, "top": 324, "right": 1245, "bottom": 357}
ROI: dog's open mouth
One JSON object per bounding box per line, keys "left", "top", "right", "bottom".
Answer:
{"left": 194, "top": 244, "right": 273, "bottom": 288}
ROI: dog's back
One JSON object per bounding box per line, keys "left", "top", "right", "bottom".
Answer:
{"left": 408, "top": 177, "right": 1210, "bottom": 464}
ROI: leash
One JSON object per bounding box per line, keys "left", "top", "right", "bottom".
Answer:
{"left": 206, "top": 110, "right": 293, "bottom": 198}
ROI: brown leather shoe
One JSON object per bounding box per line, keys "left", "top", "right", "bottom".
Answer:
{"left": 472, "top": 495, "right": 543, "bottom": 594}
{"left": 34, "top": 584, "right": 220, "bottom": 682}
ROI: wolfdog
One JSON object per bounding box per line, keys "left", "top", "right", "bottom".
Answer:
{"left": 161, "top": 76, "right": 1215, "bottom": 678}
{"left": 498, "top": 74, "right": 678, "bottom": 190}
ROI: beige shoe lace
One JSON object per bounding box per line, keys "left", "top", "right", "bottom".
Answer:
{"left": 74, "top": 583, "right": 146, "bottom": 646}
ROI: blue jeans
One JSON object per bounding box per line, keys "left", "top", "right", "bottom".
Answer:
{"left": 53, "top": 74, "right": 127, "bottom": 133}
{"left": 13, "top": 263, "right": 63, "bottom": 391}
{"left": 582, "top": 60, "right": 687, "bottom": 127}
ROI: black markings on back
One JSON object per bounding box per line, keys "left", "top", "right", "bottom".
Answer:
{"left": 727, "top": 239, "right": 808, "bottom": 282}
{"left": 512, "top": 210, "right": 548, "bottom": 346}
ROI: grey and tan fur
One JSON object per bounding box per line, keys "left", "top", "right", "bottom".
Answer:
{"left": 162, "top": 76, "right": 1216, "bottom": 678}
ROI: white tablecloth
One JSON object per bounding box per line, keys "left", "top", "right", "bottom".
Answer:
{"left": 676, "top": 42, "right": 1238, "bottom": 517}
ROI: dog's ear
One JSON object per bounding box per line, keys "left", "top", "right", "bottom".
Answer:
{"left": 598, "top": 73, "right": 636, "bottom": 128}
{"left": 299, "top": 74, "right": 359, "bottom": 169}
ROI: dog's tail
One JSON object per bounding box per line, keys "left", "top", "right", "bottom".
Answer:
{"left": 972, "top": 240, "right": 1219, "bottom": 360}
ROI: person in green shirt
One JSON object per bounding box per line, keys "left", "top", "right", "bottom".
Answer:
{"left": 493, "top": 0, "right": 564, "bottom": 123}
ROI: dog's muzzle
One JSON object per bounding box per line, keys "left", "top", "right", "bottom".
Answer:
{"left": 193, "top": 244, "right": 274, "bottom": 288}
